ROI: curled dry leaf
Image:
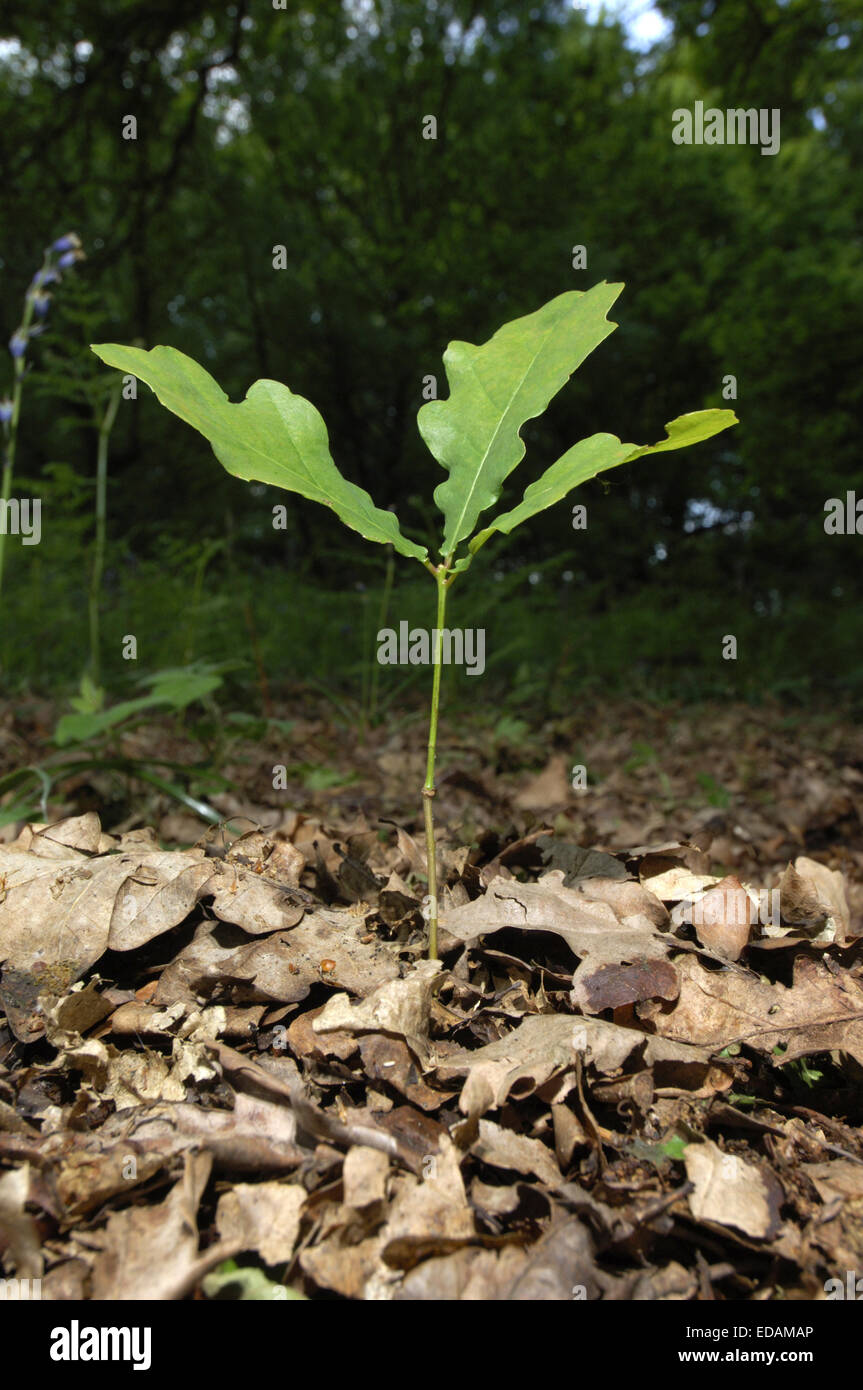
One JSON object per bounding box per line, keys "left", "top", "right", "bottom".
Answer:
{"left": 441, "top": 876, "right": 677, "bottom": 1005}
{"left": 313, "top": 958, "right": 442, "bottom": 1066}
{"left": 688, "top": 875, "right": 756, "bottom": 961}
{"left": 567, "top": 873, "right": 669, "bottom": 926}
{"left": 772, "top": 856, "right": 852, "bottom": 946}
{"left": 88, "top": 1151, "right": 214, "bottom": 1300}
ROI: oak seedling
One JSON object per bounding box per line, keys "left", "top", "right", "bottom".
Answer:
{"left": 92, "top": 280, "right": 737, "bottom": 957}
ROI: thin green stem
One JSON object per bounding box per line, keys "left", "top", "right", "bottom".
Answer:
{"left": 0, "top": 268, "right": 41, "bottom": 606}
{"left": 88, "top": 381, "right": 121, "bottom": 687}
{"left": 423, "top": 559, "right": 452, "bottom": 959}
{"left": 370, "top": 543, "right": 395, "bottom": 723}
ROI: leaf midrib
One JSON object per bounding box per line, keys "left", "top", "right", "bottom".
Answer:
{"left": 442, "top": 325, "right": 556, "bottom": 551}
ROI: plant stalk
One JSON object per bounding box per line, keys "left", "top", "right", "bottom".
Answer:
{"left": 88, "top": 380, "right": 121, "bottom": 687}
{"left": 0, "top": 272, "right": 40, "bottom": 607}
{"left": 423, "top": 560, "right": 451, "bottom": 959}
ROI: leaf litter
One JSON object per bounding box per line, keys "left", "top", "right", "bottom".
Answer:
{"left": 1, "top": 697, "right": 863, "bottom": 1300}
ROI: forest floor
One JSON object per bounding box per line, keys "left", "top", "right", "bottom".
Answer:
{"left": 1, "top": 694, "right": 862, "bottom": 1300}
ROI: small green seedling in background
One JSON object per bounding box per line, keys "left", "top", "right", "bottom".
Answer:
{"left": 93, "top": 281, "right": 737, "bottom": 957}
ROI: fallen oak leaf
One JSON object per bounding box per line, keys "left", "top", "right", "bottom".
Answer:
{"left": 434, "top": 1012, "right": 723, "bottom": 1120}
{"left": 646, "top": 951, "right": 863, "bottom": 1068}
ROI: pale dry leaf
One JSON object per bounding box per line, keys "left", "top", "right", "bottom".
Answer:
{"left": 640, "top": 863, "right": 719, "bottom": 902}
{"left": 156, "top": 909, "right": 400, "bottom": 1008}
{"left": 394, "top": 1245, "right": 529, "bottom": 1300}
{"left": 301, "top": 1232, "right": 386, "bottom": 1300}
{"left": 684, "top": 1139, "right": 782, "bottom": 1240}
{"left": 383, "top": 1135, "right": 474, "bottom": 1247}
{"left": 216, "top": 1180, "right": 305, "bottom": 1265}
{"left": 472, "top": 1119, "right": 562, "bottom": 1187}
{"left": 343, "top": 1146, "right": 390, "bottom": 1209}
{"left": 0, "top": 1164, "right": 43, "bottom": 1280}
{"left": 313, "top": 958, "right": 442, "bottom": 1066}
{"left": 689, "top": 875, "right": 756, "bottom": 961}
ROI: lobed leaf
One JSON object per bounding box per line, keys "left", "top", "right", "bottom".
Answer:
{"left": 464, "top": 409, "right": 739, "bottom": 564}
{"left": 419, "top": 282, "right": 623, "bottom": 558}
{"left": 90, "top": 344, "right": 428, "bottom": 563}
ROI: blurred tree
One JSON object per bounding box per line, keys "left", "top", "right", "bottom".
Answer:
{"left": 0, "top": 0, "right": 860, "bottom": 689}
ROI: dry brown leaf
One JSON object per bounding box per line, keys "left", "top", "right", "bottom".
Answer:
{"left": 648, "top": 951, "right": 863, "bottom": 1066}
{"left": 802, "top": 1161, "right": 863, "bottom": 1203}
{"left": 684, "top": 1139, "right": 782, "bottom": 1240}
{"left": 0, "top": 1164, "right": 43, "bottom": 1279}
{"left": 156, "top": 911, "right": 400, "bottom": 1008}
{"left": 437, "top": 1012, "right": 724, "bottom": 1119}
{"left": 313, "top": 958, "right": 442, "bottom": 1066}
{"left": 382, "top": 1134, "right": 475, "bottom": 1250}
{"left": 357, "top": 1033, "right": 445, "bottom": 1110}
{"left": 571, "top": 875, "right": 670, "bottom": 926}
{"left": 505, "top": 1219, "right": 601, "bottom": 1300}
{"left": 343, "top": 1146, "right": 390, "bottom": 1209}
{"left": 215, "top": 1180, "right": 305, "bottom": 1265}
{"left": 689, "top": 876, "right": 756, "bottom": 961}
{"left": 88, "top": 1151, "right": 214, "bottom": 1300}
{"left": 572, "top": 956, "right": 679, "bottom": 1014}
{"left": 394, "top": 1244, "right": 529, "bottom": 1300}
{"left": 514, "top": 755, "right": 571, "bottom": 811}
{"left": 772, "top": 857, "right": 851, "bottom": 946}
{"left": 472, "top": 1119, "right": 562, "bottom": 1187}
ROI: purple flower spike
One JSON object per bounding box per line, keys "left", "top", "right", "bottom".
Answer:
{"left": 9, "top": 332, "right": 28, "bottom": 359}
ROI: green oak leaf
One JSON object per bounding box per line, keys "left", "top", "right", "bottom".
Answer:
{"left": 419, "top": 282, "right": 623, "bottom": 558}
{"left": 463, "top": 409, "right": 739, "bottom": 565}
{"left": 90, "top": 344, "right": 428, "bottom": 563}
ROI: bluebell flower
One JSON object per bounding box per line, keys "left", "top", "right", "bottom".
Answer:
{"left": 50, "top": 232, "right": 81, "bottom": 254}
{"left": 57, "top": 249, "right": 82, "bottom": 270}
{"left": 9, "top": 332, "right": 28, "bottom": 359}
{"left": 0, "top": 399, "right": 13, "bottom": 423}
{"left": 31, "top": 268, "right": 59, "bottom": 291}
{"left": 29, "top": 290, "right": 52, "bottom": 317}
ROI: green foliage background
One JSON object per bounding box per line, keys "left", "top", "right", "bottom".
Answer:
{"left": 1, "top": 0, "right": 861, "bottom": 707}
